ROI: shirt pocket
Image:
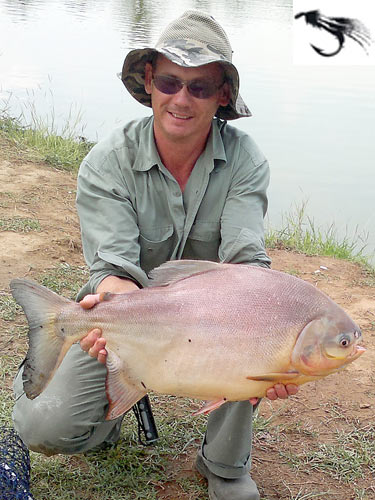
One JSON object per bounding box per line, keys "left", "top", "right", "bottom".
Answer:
{"left": 183, "top": 221, "right": 220, "bottom": 261}
{"left": 139, "top": 225, "right": 174, "bottom": 274}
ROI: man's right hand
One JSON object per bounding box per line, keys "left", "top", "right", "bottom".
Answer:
{"left": 80, "top": 327, "right": 107, "bottom": 364}
{"left": 79, "top": 276, "right": 140, "bottom": 364}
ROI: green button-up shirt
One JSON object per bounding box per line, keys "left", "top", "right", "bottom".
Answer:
{"left": 76, "top": 116, "right": 271, "bottom": 298}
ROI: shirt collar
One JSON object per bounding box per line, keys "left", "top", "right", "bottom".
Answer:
{"left": 133, "top": 117, "right": 161, "bottom": 172}
{"left": 132, "top": 116, "right": 227, "bottom": 172}
{"left": 211, "top": 118, "right": 227, "bottom": 166}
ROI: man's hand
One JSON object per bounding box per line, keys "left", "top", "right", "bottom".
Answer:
{"left": 79, "top": 276, "right": 140, "bottom": 364}
{"left": 249, "top": 384, "right": 299, "bottom": 405}
{"left": 266, "top": 383, "right": 299, "bottom": 400}
{"left": 80, "top": 328, "right": 107, "bottom": 364}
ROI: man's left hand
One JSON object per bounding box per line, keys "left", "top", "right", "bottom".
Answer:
{"left": 249, "top": 384, "right": 299, "bottom": 405}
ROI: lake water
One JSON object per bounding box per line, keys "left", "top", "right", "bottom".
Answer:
{"left": 1, "top": 0, "right": 374, "bottom": 264}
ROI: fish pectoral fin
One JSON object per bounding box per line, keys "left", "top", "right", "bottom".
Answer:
{"left": 105, "top": 349, "right": 147, "bottom": 421}
{"left": 193, "top": 398, "right": 228, "bottom": 416}
{"left": 246, "top": 372, "right": 299, "bottom": 382}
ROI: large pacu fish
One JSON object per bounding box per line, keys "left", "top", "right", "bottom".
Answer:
{"left": 10, "top": 260, "right": 365, "bottom": 419}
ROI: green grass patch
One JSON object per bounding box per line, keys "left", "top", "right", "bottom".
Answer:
{"left": 39, "top": 263, "right": 89, "bottom": 299}
{"left": 28, "top": 396, "right": 209, "bottom": 500}
{"left": 282, "top": 423, "right": 375, "bottom": 482}
{"left": 0, "top": 109, "right": 94, "bottom": 172}
{"left": 0, "top": 191, "right": 16, "bottom": 208}
{"left": 266, "top": 200, "right": 374, "bottom": 270}
{"left": 0, "top": 388, "right": 15, "bottom": 426}
{"left": 0, "top": 216, "right": 41, "bottom": 232}
{"left": 283, "top": 485, "right": 335, "bottom": 500}
{"left": 0, "top": 347, "right": 24, "bottom": 425}
{"left": 0, "top": 293, "right": 21, "bottom": 321}
{"left": 355, "top": 268, "right": 375, "bottom": 288}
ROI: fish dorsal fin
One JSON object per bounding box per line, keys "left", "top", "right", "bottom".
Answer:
{"left": 149, "top": 260, "right": 227, "bottom": 287}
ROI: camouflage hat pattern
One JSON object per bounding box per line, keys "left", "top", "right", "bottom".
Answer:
{"left": 121, "top": 10, "right": 251, "bottom": 120}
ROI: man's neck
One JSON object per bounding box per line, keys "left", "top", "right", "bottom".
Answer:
{"left": 154, "top": 128, "right": 211, "bottom": 191}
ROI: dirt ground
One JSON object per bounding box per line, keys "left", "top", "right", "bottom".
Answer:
{"left": 1, "top": 140, "right": 374, "bottom": 500}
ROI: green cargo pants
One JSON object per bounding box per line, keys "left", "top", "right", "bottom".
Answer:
{"left": 13, "top": 343, "right": 255, "bottom": 478}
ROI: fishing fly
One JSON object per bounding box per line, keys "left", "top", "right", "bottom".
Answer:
{"left": 295, "top": 10, "right": 372, "bottom": 57}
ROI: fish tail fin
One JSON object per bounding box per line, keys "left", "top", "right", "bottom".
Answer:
{"left": 10, "top": 278, "right": 73, "bottom": 399}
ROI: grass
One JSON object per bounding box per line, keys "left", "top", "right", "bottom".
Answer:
{"left": 39, "top": 263, "right": 90, "bottom": 299}
{"left": 0, "top": 216, "right": 41, "bottom": 233}
{"left": 0, "top": 97, "right": 94, "bottom": 171}
{"left": 0, "top": 293, "right": 21, "bottom": 321}
{"left": 353, "top": 267, "right": 375, "bottom": 288}
{"left": 283, "top": 485, "right": 335, "bottom": 500}
{"left": 281, "top": 423, "right": 375, "bottom": 483}
{"left": 0, "top": 191, "right": 16, "bottom": 208}
{"left": 266, "top": 200, "right": 374, "bottom": 270}
{"left": 27, "top": 398, "right": 208, "bottom": 500}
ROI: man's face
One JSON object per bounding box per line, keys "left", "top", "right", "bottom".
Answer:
{"left": 144, "top": 55, "right": 230, "bottom": 145}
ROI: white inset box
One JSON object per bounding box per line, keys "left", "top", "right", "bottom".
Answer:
{"left": 293, "top": 0, "right": 375, "bottom": 65}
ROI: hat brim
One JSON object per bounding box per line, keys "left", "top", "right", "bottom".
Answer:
{"left": 121, "top": 47, "right": 251, "bottom": 120}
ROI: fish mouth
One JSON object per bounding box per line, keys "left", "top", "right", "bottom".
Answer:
{"left": 324, "top": 344, "right": 366, "bottom": 361}
{"left": 349, "top": 345, "right": 366, "bottom": 360}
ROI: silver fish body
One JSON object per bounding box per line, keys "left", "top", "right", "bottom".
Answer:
{"left": 10, "top": 260, "right": 365, "bottom": 419}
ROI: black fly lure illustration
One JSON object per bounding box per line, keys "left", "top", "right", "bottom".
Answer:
{"left": 295, "top": 10, "right": 372, "bottom": 57}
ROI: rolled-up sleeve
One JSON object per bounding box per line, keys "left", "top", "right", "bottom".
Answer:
{"left": 76, "top": 149, "right": 149, "bottom": 299}
{"left": 218, "top": 134, "right": 271, "bottom": 268}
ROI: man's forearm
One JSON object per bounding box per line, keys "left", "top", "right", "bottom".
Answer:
{"left": 96, "top": 275, "right": 140, "bottom": 294}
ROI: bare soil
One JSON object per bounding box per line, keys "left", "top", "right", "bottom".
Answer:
{"left": 1, "top": 138, "right": 374, "bottom": 499}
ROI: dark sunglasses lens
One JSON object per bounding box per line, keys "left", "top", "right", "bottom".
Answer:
{"left": 153, "top": 75, "right": 182, "bottom": 95}
{"left": 188, "top": 81, "right": 216, "bottom": 99}
{"left": 153, "top": 75, "right": 217, "bottom": 99}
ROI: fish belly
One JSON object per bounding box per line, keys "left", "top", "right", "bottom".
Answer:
{"left": 104, "top": 319, "right": 294, "bottom": 401}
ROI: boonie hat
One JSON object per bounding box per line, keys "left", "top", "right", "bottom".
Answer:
{"left": 121, "top": 10, "right": 251, "bottom": 120}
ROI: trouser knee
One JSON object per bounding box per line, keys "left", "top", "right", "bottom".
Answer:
{"left": 12, "top": 344, "right": 118, "bottom": 455}
{"left": 13, "top": 395, "right": 113, "bottom": 455}
{"left": 202, "top": 400, "right": 256, "bottom": 478}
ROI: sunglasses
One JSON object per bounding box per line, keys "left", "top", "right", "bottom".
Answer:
{"left": 152, "top": 74, "right": 223, "bottom": 99}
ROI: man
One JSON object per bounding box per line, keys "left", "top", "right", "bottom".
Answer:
{"left": 13, "top": 10, "right": 298, "bottom": 500}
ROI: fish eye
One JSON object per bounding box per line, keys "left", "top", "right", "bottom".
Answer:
{"left": 339, "top": 334, "right": 352, "bottom": 348}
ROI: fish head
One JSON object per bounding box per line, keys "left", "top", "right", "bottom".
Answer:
{"left": 291, "top": 315, "right": 365, "bottom": 376}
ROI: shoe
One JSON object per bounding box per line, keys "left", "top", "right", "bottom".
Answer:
{"left": 195, "top": 454, "right": 260, "bottom": 500}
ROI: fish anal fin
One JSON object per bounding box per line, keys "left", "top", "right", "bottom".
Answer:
{"left": 247, "top": 372, "right": 299, "bottom": 382}
{"left": 193, "top": 398, "right": 227, "bottom": 416}
{"left": 105, "top": 350, "right": 147, "bottom": 420}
